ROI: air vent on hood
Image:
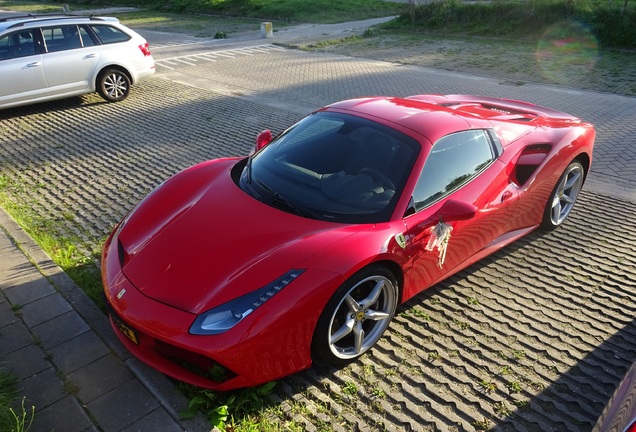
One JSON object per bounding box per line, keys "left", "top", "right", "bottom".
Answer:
{"left": 452, "top": 103, "right": 539, "bottom": 122}
{"left": 117, "top": 239, "right": 129, "bottom": 267}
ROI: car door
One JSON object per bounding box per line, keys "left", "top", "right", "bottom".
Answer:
{"left": 0, "top": 28, "right": 49, "bottom": 106}
{"left": 40, "top": 24, "right": 100, "bottom": 96}
{"left": 401, "top": 129, "right": 519, "bottom": 300}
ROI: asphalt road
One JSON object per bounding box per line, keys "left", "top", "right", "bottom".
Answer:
{"left": 0, "top": 21, "right": 635, "bottom": 432}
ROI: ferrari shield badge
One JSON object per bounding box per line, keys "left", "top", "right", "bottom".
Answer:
{"left": 425, "top": 221, "right": 453, "bottom": 268}
{"left": 395, "top": 233, "right": 407, "bottom": 249}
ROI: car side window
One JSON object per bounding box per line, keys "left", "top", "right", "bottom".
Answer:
{"left": 88, "top": 25, "right": 131, "bottom": 44}
{"left": 412, "top": 130, "right": 495, "bottom": 212}
{"left": 78, "top": 26, "right": 97, "bottom": 47}
{"left": 0, "top": 30, "right": 37, "bottom": 60}
{"left": 42, "top": 25, "right": 82, "bottom": 53}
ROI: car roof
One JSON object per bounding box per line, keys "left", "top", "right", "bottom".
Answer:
{"left": 0, "top": 13, "right": 118, "bottom": 32}
{"left": 325, "top": 94, "right": 581, "bottom": 144}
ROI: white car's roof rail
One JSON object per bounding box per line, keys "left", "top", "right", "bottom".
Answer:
{"left": 3, "top": 13, "right": 105, "bottom": 29}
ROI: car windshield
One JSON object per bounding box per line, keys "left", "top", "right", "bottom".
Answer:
{"left": 240, "top": 111, "right": 420, "bottom": 223}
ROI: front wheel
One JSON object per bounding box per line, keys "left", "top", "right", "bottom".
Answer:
{"left": 312, "top": 266, "right": 398, "bottom": 366}
{"left": 541, "top": 160, "right": 584, "bottom": 230}
{"left": 97, "top": 68, "right": 130, "bottom": 102}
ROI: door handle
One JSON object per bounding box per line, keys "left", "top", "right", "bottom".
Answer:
{"left": 501, "top": 191, "right": 513, "bottom": 202}
{"left": 26, "top": 62, "right": 41, "bottom": 67}
{"left": 84, "top": 54, "right": 96, "bottom": 59}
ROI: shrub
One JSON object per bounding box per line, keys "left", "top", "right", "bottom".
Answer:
{"left": 395, "top": 0, "right": 636, "bottom": 47}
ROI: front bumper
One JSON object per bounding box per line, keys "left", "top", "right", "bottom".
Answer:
{"left": 101, "top": 232, "right": 342, "bottom": 390}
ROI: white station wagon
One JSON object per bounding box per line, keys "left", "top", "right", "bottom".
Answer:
{"left": 0, "top": 13, "right": 155, "bottom": 109}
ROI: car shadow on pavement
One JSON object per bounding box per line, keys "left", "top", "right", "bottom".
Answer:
{"left": 0, "top": 95, "right": 107, "bottom": 120}
{"left": 496, "top": 317, "right": 636, "bottom": 431}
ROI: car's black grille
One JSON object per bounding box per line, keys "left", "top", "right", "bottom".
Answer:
{"left": 154, "top": 340, "right": 237, "bottom": 383}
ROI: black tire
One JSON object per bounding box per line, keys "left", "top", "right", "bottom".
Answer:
{"left": 541, "top": 160, "right": 584, "bottom": 230}
{"left": 312, "top": 265, "right": 398, "bottom": 366}
{"left": 97, "top": 68, "right": 131, "bottom": 102}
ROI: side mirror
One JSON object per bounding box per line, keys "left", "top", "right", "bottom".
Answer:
{"left": 255, "top": 129, "right": 272, "bottom": 152}
{"left": 433, "top": 199, "right": 477, "bottom": 221}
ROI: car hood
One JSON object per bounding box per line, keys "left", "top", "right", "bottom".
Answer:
{"left": 117, "top": 158, "right": 356, "bottom": 314}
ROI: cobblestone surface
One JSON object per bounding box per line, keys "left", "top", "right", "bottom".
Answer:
{"left": 0, "top": 29, "right": 635, "bottom": 431}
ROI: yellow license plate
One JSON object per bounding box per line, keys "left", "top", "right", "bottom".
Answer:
{"left": 111, "top": 314, "right": 139, "bottom": 345}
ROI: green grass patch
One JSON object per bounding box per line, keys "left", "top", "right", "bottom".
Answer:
{"left": 180, "top": 381, "right": 286, "bottom": 431}
{"left": 0, "top": 0, "right": 94, "bottom": 13}
{"left": 506, "top": 380, "right": 523, "bottom": 393}
{"left": 0, "top": 369, "right": 35, "bottom": 432}
{"left": 478, "top": 379, "right": 497, "bottom": 393}
{"left": 116, "top": 11, "right": 266, "bottom": 37}
{"left": 303, "top": 34, "right": 363, "bottom": 49}
{"left": 0, "top": 189, "right": 106, "bottom": 311}
{"left": 43, "top": 0, "right": 406, "bottom": 24}
{"left": 342, "top": 381, "right": 358, "bottom": 397}
{"left": 0, "top": 0, "right": 69, "bottom": 13}
{"left": 0, "top": 1, "right": 272, "bottom": 38}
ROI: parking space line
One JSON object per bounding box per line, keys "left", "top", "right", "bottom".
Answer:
{"left": 174, "top": 58, "right": 197, "bottom": 66}
{"left": 233, "top": 50, "right": 255, "bottom": 56}
{"left": 154, "top": 44, "right": 287, "bottom": 68}
{"left": 195, "top": 54, "right": 218, "bottom": 62}
{"left": 213, "top": 52, "right": 236, "bottom": 58}
{"left": 152, "top": 41, "right": 213, "bottom": 49}
{"left": 246, "top": 47, "right": 274, "bottom": 53}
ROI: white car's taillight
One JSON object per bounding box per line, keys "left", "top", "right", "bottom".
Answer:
{"left": 138, "top": 42, "right": 151, "bottom": 57}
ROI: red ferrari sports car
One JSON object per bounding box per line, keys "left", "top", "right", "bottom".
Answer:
{"left": 102, "top": 94, "right": 595, "bottom": 390}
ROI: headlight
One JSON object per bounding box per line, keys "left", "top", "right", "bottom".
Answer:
{"left": 189, "top": 269, "right": 305, "bottom": 335}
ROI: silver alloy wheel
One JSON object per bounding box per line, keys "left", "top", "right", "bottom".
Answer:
{"left": 103, "top": 72, "right": 128, "bottom": 100}
{"left": 549, "top": 163, "right": 584, "bottom": 226}
{"left": 327, "top": 275, "right": 397, "bottom": 360}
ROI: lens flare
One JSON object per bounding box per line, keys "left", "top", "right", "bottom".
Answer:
{"left": 536, "top": 21, "right": 598, "bottom": 85}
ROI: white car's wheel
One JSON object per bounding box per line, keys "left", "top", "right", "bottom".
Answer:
{"left": 98, "top": 68, "right": 130, "bottom": 102}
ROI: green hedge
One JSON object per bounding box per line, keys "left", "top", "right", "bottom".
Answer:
{"left": 54, "top": 0, "right": 634, "bottom": 46}
{"left": 54, "top": 0, "right": 404, "bottom": 23}
{"left": 394, "top": 0, "right": 636, "bottom": 47}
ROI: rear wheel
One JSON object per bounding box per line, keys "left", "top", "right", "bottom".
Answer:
{"left": 541, "top": 160, "right": 584, "bottom": 230}
{"left": 97, "top": 68, "right": 130, "bottom": 102}
{"left": 312, "top": 266, "right": 398, "bottom": 366}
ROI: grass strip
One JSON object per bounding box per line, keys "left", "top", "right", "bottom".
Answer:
{"left": 0, "top": 368, "right": 35, "bottom": 432}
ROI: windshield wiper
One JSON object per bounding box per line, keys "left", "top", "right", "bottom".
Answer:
{"left": 254, "top": 179, "right": 320, "bottom": 219}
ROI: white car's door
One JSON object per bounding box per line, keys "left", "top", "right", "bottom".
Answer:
{"left": 40, "top": 25, "right": 100, "bottom": 96}
{"left": 0, "top": 28, "right": 49, "bottom": 106}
